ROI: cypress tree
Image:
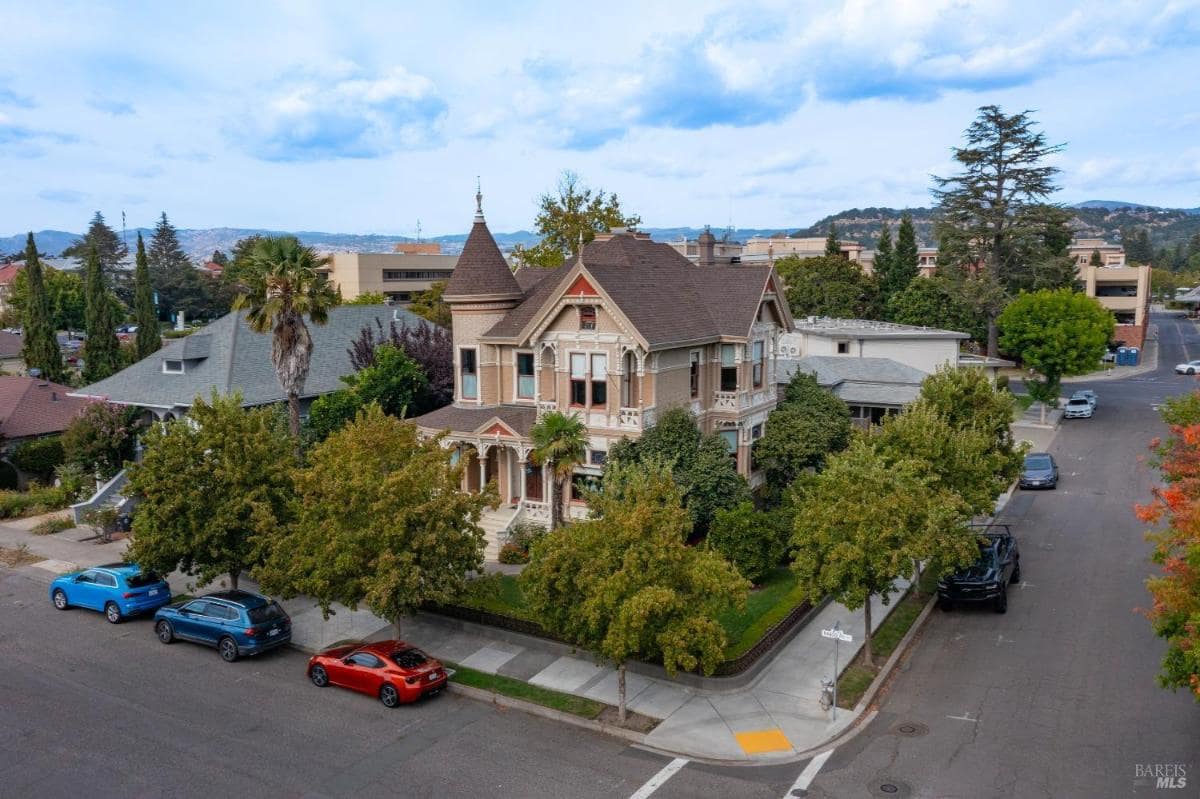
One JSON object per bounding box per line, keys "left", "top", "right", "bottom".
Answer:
{"left": 133, "top": 233, "right": 160, "bottom": 359}
{"left": 18, "top": 233, "right": 67, "bottom": 383}
{"left": 1089, "top": 249, "right": 1103, "bottom": 267}
{"left": 893, "top": 212, "right": 919, "bottom": 290}
{"left": 82, "top": 246, "right": 121, "bottom": 383}
{"left": 874, "top": 222, "right": 896, "bottom": 306}
{"left": 824, "top": 222, "right": 841, "bottom": 257}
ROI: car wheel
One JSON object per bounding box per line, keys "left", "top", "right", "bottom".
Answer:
{"left": 155, "top": 620, "right": 174, "bottom": 644}
{"left": 938, "top": 597, "right": 953, "bottom": 612}
{"left": 218, "top": 636, "right": 239, "bottom": 662}
{"left": 310, "top": 665, "right": 329, "bottom": 687}
{"left": 994, "top": 587, "right": 1008, "bottom": 614}
{"left": 1189, "top": 369, "right": 1195, "bottom": 375}
{"left": 52, "top": 589, "right": 68, "bottom": 610}
{"left": 104, "top": 602, "right": 122, "bottom": 624}
{"left": 1011, "top": 559, "right": 1021, "bottom": 584}
{"left": 379, "top": 684, "right": 400, "bottom": 708}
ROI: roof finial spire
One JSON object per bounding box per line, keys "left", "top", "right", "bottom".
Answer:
{"left": 474, "top": 176, "right": 483, "bottom": 221}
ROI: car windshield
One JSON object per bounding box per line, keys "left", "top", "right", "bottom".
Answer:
{"left": 1025, "top": 455, "right": 1052, "bottom": 470}
{"left": 247, "top": 601, "right": 286, "bottom": 624}
{"left": 975, "top": 544, "right": 998, "bottom": 567}
{"left": 1068, "top": 398, "right": 1089, "bottom": 406}
{"left": 126, "top": 572, "right": 161, "bottom": 588}
{"left": 391, "top": 648, "right": 429, "bottom": 668}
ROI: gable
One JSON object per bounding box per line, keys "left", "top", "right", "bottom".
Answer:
{"left": 477, "top": 419, "right": 519, "bottom": 438}
{"left": 563, "top": 275, "right": 599, "bottom": 297}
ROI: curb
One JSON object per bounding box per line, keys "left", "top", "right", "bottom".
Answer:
{"left": 445, "top": 681, "right": 649, "bottom": 745}
{"left": 850, "top": 593, "right": 937, "bottom": 716}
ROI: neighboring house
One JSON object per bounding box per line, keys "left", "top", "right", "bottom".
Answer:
{"left": 665, "top": 228, "right": 744, "bottom": 265}
{"left": 412, "top": 196, "right": 792, "bottom": 540}
{"left": 776, "top": 318, "right": 1011, "bottom": 424}
{"left": 1068, "top": 237, "right": 1126, "bottom": 267}
{"left": 200, "top": 261, "right": 225, "bottom": 279}
{"left": 320, "top": 246, "right": 458, "bottom": 304}
{"left": 0, "top": 262, "right": 22, "bottom": 314}
{"left": 778, "top": 355, "right": 928, "bottom": 427}
{"left": 741, "top": 235, "right": 873, "bottom": 271}
{"left": 70, "top": 304, "right": 431, "bottom": 420}
{"left": 0, "top": 330, "right": 25, "bottom": 374}
{"left": 0, "top": 376, "right": 93, "bottom": 486}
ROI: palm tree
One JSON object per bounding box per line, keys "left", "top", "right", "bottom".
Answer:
{"left": 529, "top": 411, "right": 588, "bottom": 529}
{"left": 233, "top": 236, "right": 339, "bottom": 441}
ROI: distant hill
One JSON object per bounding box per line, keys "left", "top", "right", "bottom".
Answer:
{"left": 1072, "top": 200, "right": 1158, "bottom": 211}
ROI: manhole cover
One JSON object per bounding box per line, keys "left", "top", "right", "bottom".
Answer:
{"left": 893, "top": 721, "right": 928, "bottom": 737}
{"left": 870, "top": 780, "right": 911, "bottom": 797}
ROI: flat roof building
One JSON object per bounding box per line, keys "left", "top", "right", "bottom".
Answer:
{"left": 320, "top": 247, "right": 457, "bottom": 304}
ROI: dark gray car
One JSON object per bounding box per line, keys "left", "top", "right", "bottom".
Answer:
{"left": 1019, "top": 452, "right": 1058, "bottom": 489}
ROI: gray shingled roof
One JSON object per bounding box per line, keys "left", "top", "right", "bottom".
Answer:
{"left": 71, "top": 304, "right": 431, "bottom": 409}
{"left": 412, "top": 403, "right": 537, "bottom": 438}
{"left": 778, "top": 355, "right": 926, "bottom": 407}
{"left": 483, "top": 233, "right": 778, "bottom": 349}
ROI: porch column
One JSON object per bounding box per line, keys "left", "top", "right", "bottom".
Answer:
{"left": 478, "top": 444, "right": 489, "bottom": 493}
{"left": 517, "top": 454, "right": 527, "bottom": 502}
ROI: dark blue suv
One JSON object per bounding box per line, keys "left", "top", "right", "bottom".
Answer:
{"left": 153, "top": 590, "right": 291, "bottom": 662}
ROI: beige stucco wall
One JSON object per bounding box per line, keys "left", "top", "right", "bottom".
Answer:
{"left": 324, "top": 252, "right": 456, "bottom": 301}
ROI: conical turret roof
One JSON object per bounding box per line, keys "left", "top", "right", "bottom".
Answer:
{"left": 443, "top": 191, "right": 523, "bottom": 303}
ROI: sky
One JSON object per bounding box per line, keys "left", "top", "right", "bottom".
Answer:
{"left": 1, "top": 0, "right": 1199, "bottom": 238}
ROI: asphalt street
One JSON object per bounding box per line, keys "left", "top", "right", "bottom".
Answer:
{"left": 2, "top": 313, "right": 1197, "bottom": 799}
{"left": 808, "top": 312, "right": 1200, "bottom": 799}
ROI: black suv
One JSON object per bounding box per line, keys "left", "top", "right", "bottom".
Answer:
{"left": 937, "top": 525, "right": 1020, "bottom": 613}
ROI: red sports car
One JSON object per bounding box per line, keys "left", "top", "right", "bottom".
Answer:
{"left": 307, "top": 640, "right": 448, "bottom": 707}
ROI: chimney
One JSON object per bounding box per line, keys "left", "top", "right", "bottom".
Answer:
{"left": 698, "top": 226, "right": 716, "bottom": 267}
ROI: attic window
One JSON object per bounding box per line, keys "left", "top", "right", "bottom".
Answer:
{"left": 836, "top": 341, "right": 850, "bottom": 354}
{"left": 163, "top": 359, "right": 185, "bottom": 374}
{"left": 579, "top": 305, "right": 596, "bottom": 331}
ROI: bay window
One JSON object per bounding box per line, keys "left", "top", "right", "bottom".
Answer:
{"left": 720, "top": 344, "right": 737, "bottom": 391}
{"left": 751, "top": 341, "right": 765, "bottom": 388}
{"left": 517, "top": 352, "right": 535, "bottom": 399}
{"left": 460, "top": 348, "right": 478, "bottom": 399}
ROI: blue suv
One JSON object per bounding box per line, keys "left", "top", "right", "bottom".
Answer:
{"left": 50, "top": 563, "right": 171, "bottom": 623}
{"left": 153, "top": 590, "right": 292, "bottom": 662}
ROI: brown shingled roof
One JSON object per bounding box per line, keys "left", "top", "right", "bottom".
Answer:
{"left": 483, "top": 232, "right": 778, "bottom": 349}
{"left": 411, "top": 403, "right": 537, "bottom": 438}
{"left": 0, "top": 376, "right": 92, "bottom": 439}
{"left": 443, "top": 215, "right": 522, "bottom": 302}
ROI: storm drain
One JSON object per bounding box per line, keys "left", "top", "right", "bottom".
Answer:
{"left": 892, "top": 721, "right": 929, "bottom": 737}
{"left": 870, "top": 780, "right": 912, "bottom": 797}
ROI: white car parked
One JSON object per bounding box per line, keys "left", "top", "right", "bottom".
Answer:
{"left": 1063, "top": 397, "right": 1094, "bottom": 419}
{"left": 1176, "top": 360, "right": 1200, "bottom": 375}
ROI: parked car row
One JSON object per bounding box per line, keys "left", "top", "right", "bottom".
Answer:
{"left": 49, "top": 563, "right": 448, "bottom": 707}
{"left": 1063, "top": 389, "right": 1097, "bottom": 419}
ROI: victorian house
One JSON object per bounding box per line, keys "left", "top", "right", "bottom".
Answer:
{"left": 412, "top": 196, "right": 792, "bottom": 553}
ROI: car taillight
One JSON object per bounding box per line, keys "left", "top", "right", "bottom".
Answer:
{"left": 245, "top": 627, "right": 257, "bottom": 636}
{"left": 122, "top": 592, "right": 135, "bottom": 598}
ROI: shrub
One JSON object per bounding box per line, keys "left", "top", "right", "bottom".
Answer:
{"left": 498, "top": 542, "right": 528, "bottom": 565}
{"left": 0, "top": 483, "right": 74, "bottom": 519}
{"left": 498, "top": 521, "right": 547, "bottom": 564}
{"left": 32, "top": 515, "right": 74, "bottom": 535}
{"left": 83, "top": 505, "right": 120, "bottom": 543}
{"left": 994, "top": 374, "right": 1010, "bottom": 391}
{"left": 162, "top": 328, "right": 195, "bottom": 339}
{"left": 10, "top": 437, "right": 65, "bottom": 483}
{"left": 62, "top": 402, "right": 139, "bottom": 480}
{"left": 707, "top": 502, "right": 791, "bottom": 584}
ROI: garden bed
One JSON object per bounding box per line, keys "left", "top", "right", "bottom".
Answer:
{"left": 446, "top": 662, "right": 605, "bottom": 719}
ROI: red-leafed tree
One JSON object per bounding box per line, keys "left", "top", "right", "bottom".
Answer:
{"left": 1136, "top": 422, "right": 1200, "bottom": 702}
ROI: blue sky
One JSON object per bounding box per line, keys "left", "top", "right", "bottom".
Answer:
{"left": 1, "top": 0, "right": 1198, "bottom": 238}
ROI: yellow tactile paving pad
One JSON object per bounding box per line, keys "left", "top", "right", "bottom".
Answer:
{"left": 735, "top": 728, "right": 793, "bottom": 754}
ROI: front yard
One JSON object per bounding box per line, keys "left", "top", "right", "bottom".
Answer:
{"left": 458, "top": 566, "right": 808, "bottom": 664}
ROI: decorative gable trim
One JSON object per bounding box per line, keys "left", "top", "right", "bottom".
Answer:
{"left": 564, "top": 275, "right": 599, "bottom": 297}
{"left": 475, "top": 418, "right": 520, "bottom": 438}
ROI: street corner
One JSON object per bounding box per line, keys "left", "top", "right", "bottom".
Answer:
{"left": 734, "top": 727, "right": 794, "bottom": 756}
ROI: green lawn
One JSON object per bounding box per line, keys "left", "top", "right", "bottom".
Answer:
{"left": 446, "top": 662, "right": 604, "bottom": 718}
{"left": 459, "top": 567, "right": 809, "bottom": 662}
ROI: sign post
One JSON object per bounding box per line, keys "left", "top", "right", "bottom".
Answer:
{"left": 820, "top": 621, "right": 853, "bottom": 720}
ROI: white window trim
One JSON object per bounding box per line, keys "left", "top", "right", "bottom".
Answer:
{"left": 514, "top": 349, "right": 536, "bottom": 402}
{"left": 162, "top": 359, "right": 185, "bottom": 374}
{"left": 457, "top": 345, "right": 479, "bottom": 403}
{"left": 567, "top": 349, "right": 609, "bottom": 409}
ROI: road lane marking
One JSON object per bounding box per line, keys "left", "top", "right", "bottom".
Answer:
{"left": 786, "top": 749, "right": 834, "bottom": 796}
{"left": 1018, "top": 581, "right": 1035, "bottom": 590}
{"left": 946, "top": 713, "right": 978, "bottom": 722}
{"left": 628, "top": 758, "right": 687, "bottom": 799}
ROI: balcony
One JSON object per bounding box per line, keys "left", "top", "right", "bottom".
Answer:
{"left": 713, "top": 391, "right": 738, "bottom": 411}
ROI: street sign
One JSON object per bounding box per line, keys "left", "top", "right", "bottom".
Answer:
{"left": 821, "top": 628, "right": 853, "bottom": 642}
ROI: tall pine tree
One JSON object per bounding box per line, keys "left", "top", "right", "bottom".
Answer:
{"left": 18, "top": 233, "right": 67, "bottom": 383}
{"left": 932, "top": 106, "right": 1065, "bottom": 356}
{"left": 824, "top": 222, "right": 841, "bottom": 257}
{"left": 147, "top": 212, "right": 189, "bottom": 271}
{"left": 874, "top": 222, "right": 896, "bottom": 307}
{"left": 82, "top": 247, "right": 121, "bottom": 383}
{"left": 893, "top": 212, "right": 919, "bottom": 287}
{"left": 63, "top": 212, "right": 127, "bottom": 275}
{"left": 133, "top": 233, "right": 160, "bottom": 359}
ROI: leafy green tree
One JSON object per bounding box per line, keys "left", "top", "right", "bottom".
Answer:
{"left": 521, "top": 460, "right": 748, "bottom": 722}
{"left": 775, "top": 255, "right": 881, "bottom": 319}
{"left": 754, "top": 372, "right": 851, "bottom": 494}
{"left": 210, "top": 250, "right": 230, "bottom": 267}
{"left": 10, "top": 266, "right": 87, "bottom": 333}
{"left": 126, "top": 393, "right": 294, "bottom": 589}
{"left": 256, "top": 405, "right": 489, "bottom": 636}
{"left": 791, "top": 440, "right": 955, "bottom": 666}
{"left": 915, "top": 366, "right": 1019, "bottom": 482}
{"left": 346, "top": 291, "right": 388, "bottom": 305}
{"left": 1090, "top": 248, "right": 1103, "bottom": 267}
{"left": 303, "top": 344, "right": 428, "bottom": 443}
{"left": 18, "top": 233, "right": 67, "bottom": 382}
{"left": 61, "top": 401, "right": 139, "bottom": 480}
{"left": 707, "top": 502, "right": 791, "bottom": 584}
{"left": 998, "top": 289, "right": 1115, "bottom": 422}
{"left": 10, "top": 436, "right": 65, "bottom": 483}
{"left": 81, "top": 247, "right": 122, "bottom": 382}
{"left": 886, "top": 274, "right": 984, "bottom": 340}
{"left": 529, "top": 411, "right": 588, "bottom": 529}
{"left": 608, "top": 407, "right": 749, "bottom": 532}
{"left": 233, "top": 235, "right": 340, "bottom": 440}
{"left": 63, "top": 212, "right": 127, "bottom": 276}
{"left": 824, "top": 222, "right": 841, "bottom": 257}
{"left": 513, "top": 171, "right": 641, "bottom": 268}
{"left": 133, "top": 233, "right": 161, "bottom": 359}
{"left": 407, "top": 280, "right": 452, "bottom": 328}
{"left": 146, "top": 212, "right": 226, "bottom": 322}
{"left": 932, "top": 106, "right": 1067, "bottom": 356}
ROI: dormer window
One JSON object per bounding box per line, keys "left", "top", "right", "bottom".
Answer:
{"left": 163, "top": 359, "right": 185, "bottom": 374}
{"left": 579, "top": 305, "right": 596, "bottom": 331}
